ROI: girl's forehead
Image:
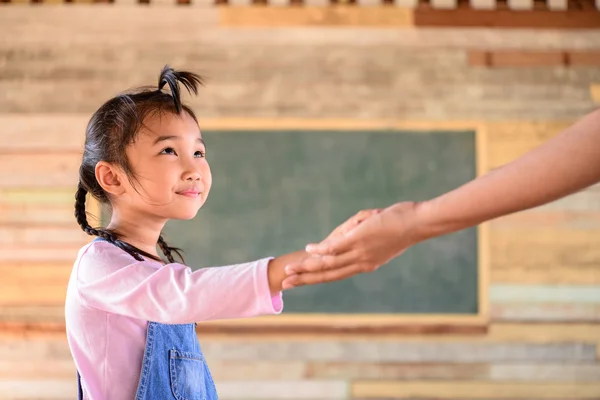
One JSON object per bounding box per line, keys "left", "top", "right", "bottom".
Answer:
{"left": 139, "top": 113, "right": 202, "bottom": 141}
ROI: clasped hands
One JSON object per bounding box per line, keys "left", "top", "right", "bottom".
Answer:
{"left": 281, "top": 201, "right": 422, "bottom": 290}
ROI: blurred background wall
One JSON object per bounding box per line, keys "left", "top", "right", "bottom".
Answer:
{"left": 1, "top": 1, "right": 600, "bottom": 399}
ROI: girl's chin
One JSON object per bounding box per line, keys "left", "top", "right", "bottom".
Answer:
{"left": 171, "top": 209, "right": 201, "bottom": 220}
{"left": 170, "top": 204, "right": 204, "bottom": 220}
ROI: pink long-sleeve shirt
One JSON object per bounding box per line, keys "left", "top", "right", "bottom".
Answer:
{"left": 65, "top": 240, "right": 283, "bottom": 400}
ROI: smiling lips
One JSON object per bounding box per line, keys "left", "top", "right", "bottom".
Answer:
{"left": 176, "top": 189, "right": 202, "bottom": 198}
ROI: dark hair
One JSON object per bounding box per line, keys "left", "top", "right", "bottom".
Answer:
{"left": 74, "top": 65, "right": 205, "bottom": 263}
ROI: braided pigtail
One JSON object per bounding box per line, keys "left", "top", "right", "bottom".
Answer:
{"left": 75, "top": 182, "right": 164, "bottom": 263}
{"left": 74, "top": 182, "right": 117, "bottom": 243}
{"left": 157, "top": 235, "right": 184, "bottom": 264}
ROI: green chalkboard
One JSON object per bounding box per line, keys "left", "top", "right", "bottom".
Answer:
{"left": 161, "top": 130, "right": 478, "bottom": 314}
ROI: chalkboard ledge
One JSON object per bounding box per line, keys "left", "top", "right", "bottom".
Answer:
{"left": 193, "top": 314, "right": 488, "bottom": 335}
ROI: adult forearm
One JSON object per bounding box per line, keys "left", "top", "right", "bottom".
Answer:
{"left": 415, "top": 109, "right": 600, "bottom": 240}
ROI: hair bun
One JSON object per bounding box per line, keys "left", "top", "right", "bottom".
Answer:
{"left": 158, "top": 65, "right": 205, "bottom": 113}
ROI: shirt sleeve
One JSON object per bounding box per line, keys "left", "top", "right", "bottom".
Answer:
{"left": 76, "top": 242, "right": 283, "bottom": 324}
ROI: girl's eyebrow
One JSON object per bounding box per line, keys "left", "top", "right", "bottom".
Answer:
{"left": 153, "top": 135, "right": 205, "bottom": 147}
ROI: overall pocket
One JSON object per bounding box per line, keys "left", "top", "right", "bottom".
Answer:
{"left": 169, "top": 349, "right": 209, "bottom": 400}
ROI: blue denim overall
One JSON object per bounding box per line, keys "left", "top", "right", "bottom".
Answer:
{"left": 77, "top": 321, "right": 218, "bottom": 399}
{"left": 76, "top": 240, "right": 218, "bottom": 399}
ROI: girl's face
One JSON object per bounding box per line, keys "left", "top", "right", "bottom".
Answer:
{"left": 114, "top": 111, "right": 212, "bottom": 221}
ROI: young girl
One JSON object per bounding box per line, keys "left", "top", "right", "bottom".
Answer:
{"left": 66, "top": 65, "right": 374, "bottom": 400}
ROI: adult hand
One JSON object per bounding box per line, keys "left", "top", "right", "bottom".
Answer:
{"left": 324, "top": 208, "right": 383, "bottom": 241}
{"left": 282, "top": 202, "right": 423, "bottom": 288}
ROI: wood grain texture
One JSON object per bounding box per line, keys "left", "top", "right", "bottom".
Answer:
{"left": 491, "top": 303, "right": 600, "bottom": 322}
{"left": 533, "top": 186, "right": 600, "bottom": 213}
{"left": 0, "top": 114, "right": 86, "bottom": 153}
{"left": 0, "top": 245, "right": 83, "bottom": 263}
{"left": 0, "top": 360, "right": 75, "bottom": 380}
{"left": 414, "top": 7, "right": 600, "bottom": 28}
{"left": 219, "top": 6, "right": 414, "bottom": 27}
{"left": 484, "top": 121, "right": 572, "bottom": 169}
{"left": 0, "top": 227, "right": 88, "bottom": 246}
{"left": 0, "top": 282, "right": 68, "bottom": 306}
{"left": 2, "top": 8, "right": 600, "bottom": 48}
{"left": 570, "top": 51, "right": 600, "bottom": 66}
{"left": 352, "top": 381, "right": 600, "bottom": 398}
{"left": 0, "top": 204, "right": 76, "bottom": 225}
{"left": 305, "top": 362, "right": 488, "bottom": 380}
{"left": 0, "top": 154, "right": 80, "bottom": 188}
{"left": 1, "top": 22, "right": 598, "bottom": 120}
{"left": 2, "top": 306, "right": 599, "bottom": 342}
{"left": 0, "top": 380, "right": 76, "bottom": 400}
{"left": 216, "top": 380, "right": 349, "bottom": 399}
{"left": 208, "top": 361, "right": 307, "bottom": 381}
{"left": 591, "top": 84, "right": 600, "bottom": 105}
{"left": 0, "top": 188, "right": 78, "bottom": 206}
{"left": 489, "top": 211, "right": 600, "bottom": 284}
{"left": 492, "top": 266, "right": 600, "bottom": 285}
{"left": 468, "top": 50, "right": 600, "bottom": 68}
{"left": 487, "top": 323, "right": 600, "bottom": 342}
{"left": 490, "top": 284, "right": 600, "bottom": 304}
{"left": 489, "top": 227, "right": 600, "bottom": 270}
{"left": 468, "top": 50, "right": 566, "bottom": 67}
{"left": 489, "top": 364, "right": 600, "bottom": 382}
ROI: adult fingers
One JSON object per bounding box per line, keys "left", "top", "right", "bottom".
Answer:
{"left": 305, "top": 233, "right": 358, "bottom": 256}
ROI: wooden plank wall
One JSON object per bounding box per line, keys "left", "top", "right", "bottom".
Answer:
{"left": 1, "top": 6, "right": 600, "bottom": 400}
{"left": 2, "top": 0, "right": 600, "bottom": 29}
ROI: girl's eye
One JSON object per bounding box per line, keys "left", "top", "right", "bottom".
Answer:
{"left": 160, "top": 147, "right": 177, "bottom": 156}
{"left": 194, "top": 150, "right": 206, "bottom": 158}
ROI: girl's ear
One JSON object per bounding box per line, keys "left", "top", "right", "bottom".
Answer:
{"left": 95, "top": 161, "right": 125, "bottom": 196}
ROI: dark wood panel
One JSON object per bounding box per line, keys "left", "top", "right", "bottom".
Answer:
{"left": 415, "top": 7, "right": 600, "bottom": 29}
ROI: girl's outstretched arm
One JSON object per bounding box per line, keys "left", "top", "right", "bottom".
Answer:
{"left": 283, "top": 108, "right": 600, "bottom": 287}
{"left": 76, "top": 210, "right": 379, "bottom": 324}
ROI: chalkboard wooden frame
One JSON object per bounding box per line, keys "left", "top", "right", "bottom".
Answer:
{"left": 94, "top": 119, "right": 490, "bottom": 334}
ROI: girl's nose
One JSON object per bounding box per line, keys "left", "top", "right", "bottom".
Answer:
{"left": 183, "top": 170, "right": 201, "bottom": 181}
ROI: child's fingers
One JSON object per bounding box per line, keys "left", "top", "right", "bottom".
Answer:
{"left": 285, "top": 250, "right": 360, "bottom": 275}
{"left": 282, "top": 263, "right": 367, "bottom": 289}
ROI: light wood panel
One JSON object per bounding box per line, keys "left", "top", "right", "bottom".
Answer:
{"left": 352, "top": 381, "right": 600, "bottom": 399}
{"left": 0, "top": 360, "right": 75, "bottom": 380}
{"left": 0, "top": 154, "right": 81, "bottom": 188}
{"left": 491, "top": 303, "right": 600, "bottom": 322}
{"left": 490, "top": 284, "right": 600, "bottom": 304}
{"left": 489, "top": 227, "right": 600, "bottom": 270}
{"left": 0, "top": 246, "right": 84, "bottom": 263}
{"left": 0, "top": 204, "right": 75, "bottom": 225}
{"left": 0, "top": 114, "right": 86, "bottom": 153}
{"left": 485, "top": 121, "right": 572, "bottom": 169}
{"left": 492, "top": 266, "right": 600, "bottom": 285}
{"left": 0, "top": 227, "right": 88, "bottom": 246}
{"left": 0, "top": 188, "right": 77, "bottom": 206}
{"left": 591, "top": 84, "right": 600, "bottom": 105}
{"left": 0, "top": 264, "right": 73, "bottom": 306}
{"left": 218, "top": 6, "right": 414, "bottom": 27}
